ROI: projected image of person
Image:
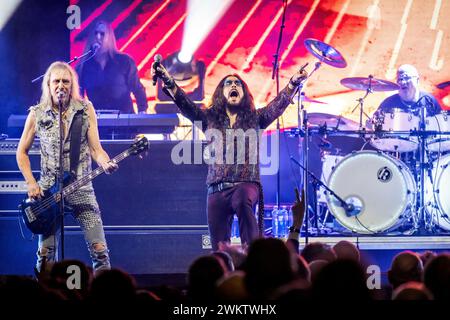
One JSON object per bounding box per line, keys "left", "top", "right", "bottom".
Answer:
{"left": 152, "top": 62, "right": 308, "bottom": 250}
{"left": 77, "top": 21, "right": 147, "bottom": 113}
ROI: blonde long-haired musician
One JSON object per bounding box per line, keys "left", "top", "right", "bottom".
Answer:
{"left": 16, "top": 61, "right": 118, "bottom": 274}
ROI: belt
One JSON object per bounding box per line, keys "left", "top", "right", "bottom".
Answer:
{"left": 207, "top": 182, "right": 242, "bottom": 195}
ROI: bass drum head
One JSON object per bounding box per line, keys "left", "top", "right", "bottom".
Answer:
{"left": 326, "top": 151, "right": 416, "bottom": 234}
{"left": 425, "top": 154, "right": 450, "bottom": 230}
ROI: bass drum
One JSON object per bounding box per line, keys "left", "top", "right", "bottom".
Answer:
{"left": 326, "top": 151, "right": 416, "bottom": 234}
{"left": 425, "top": 154, "right": 450, "bottom": 230}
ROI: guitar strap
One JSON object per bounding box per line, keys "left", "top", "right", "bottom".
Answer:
{"left": 69, "top": 110, "right": 83, "bottom": 180}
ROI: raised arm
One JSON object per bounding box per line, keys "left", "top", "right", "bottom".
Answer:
{"left": 287, "top": 188, "right": 306, "bottom": 242}
{"left": 16, "top": 110, "right": 43, "bottom": 198}
{"left": 151, "top": 62, "right": 208, "bottom": 131}
{"left": 257, "top": 68, "right": 308, "bottom": 129}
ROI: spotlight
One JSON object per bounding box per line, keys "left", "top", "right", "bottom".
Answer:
{"left": 166, "top": 51, "right": 197, "bottom": 82}
{"left": 178, "top": 51, "right": 192, "bottom": 64}
{"left": 0, "top": 0, "right": 22, "bottom": 31}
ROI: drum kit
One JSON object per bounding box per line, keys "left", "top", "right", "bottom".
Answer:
{"left": 290, "top": 38, "right": 450, "bottom": 236}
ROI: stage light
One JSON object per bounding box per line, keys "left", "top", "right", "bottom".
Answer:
{"left": 0, "top": 0, "right": 22, "bottom": 31}
{"left": 155, "top": 51, "right": 206, "bottom": 110}
{"left": 179, "top": 0, "right": 233, "bottom": 62}
{"left": 165, "top": 51, "right": 197, "bottom": 82}
{"left": 178, "top": 51, "right": 192, "bottom": 64}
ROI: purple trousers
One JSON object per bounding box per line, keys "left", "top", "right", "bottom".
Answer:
{"left": 207, "top": 182, "right": 259, "bottom": 251}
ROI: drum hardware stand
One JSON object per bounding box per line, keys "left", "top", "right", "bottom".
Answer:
{"left": 311, "top": 179, "right": 321, "bottom": 233}
{"left": 297, "top": 38, "right": 347, "bottom": 239}
{"left": 350, "top": 75, "right": 374, "bottom": 131}
{"left": 294, "top": 61, "right": 323, "bottom": 242}
{"left": 415, "top": 103, "right": 435, "bottom": 234}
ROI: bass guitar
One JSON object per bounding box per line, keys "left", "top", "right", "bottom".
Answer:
{"left": 19, "top": 136, "right": 148, "bottom": 234}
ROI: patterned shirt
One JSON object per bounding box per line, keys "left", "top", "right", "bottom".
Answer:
{"left": 31, "top": 100, "right": 93, "bottom": 191}
{"left": 171, "top": 85, "right": 294, "bottom": 186}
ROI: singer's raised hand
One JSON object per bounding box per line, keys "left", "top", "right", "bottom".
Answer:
{"left": 291, "top": 187, "right": 305, "bottom": 229}
{"left": 150, "top": 62, "right": 175, "bottom": 89}
{"left": 289, "top": 65, "right": 309, "bottom": 88}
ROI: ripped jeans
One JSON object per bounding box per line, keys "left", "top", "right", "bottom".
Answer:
{"left": 36, "top": 188, "right": 110, "bottom": 274}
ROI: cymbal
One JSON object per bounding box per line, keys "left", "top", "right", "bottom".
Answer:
{"left": 340, "top": 77, "right": 399, "bottom": 92}
{"left": 437, "top": 81, "right": 450, "bottom": 89}
{"left": 308, "top": 112, "right": 359, "bottom": 130}
{"left": 304, "top": 38, "right": 347, "bottom": 68}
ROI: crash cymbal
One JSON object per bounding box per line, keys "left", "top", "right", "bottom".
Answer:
{"left": 307, "top": 113, "right": 359, "bottom": 130}
{"left": 304, "top": 38, "right": 347, "bottom": 68}
{"left": 340, "top": 76, "right": 399, "bottom": 92}
{"left": 437, "top": 81, "right": 450, "bottom": 89}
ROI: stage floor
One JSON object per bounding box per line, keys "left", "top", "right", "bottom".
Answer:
{"left": 231, "top": 235, "right": 450, "bottom": 250}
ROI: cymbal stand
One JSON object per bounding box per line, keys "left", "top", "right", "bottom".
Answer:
{"left": 295, "top": 61, "right": 322, "bottom": 242}
{"left": 417, "top": 104, "right": 432, "bottom": 233}
{"left": 350, "top": 75, "right": 374, "bottom": 130}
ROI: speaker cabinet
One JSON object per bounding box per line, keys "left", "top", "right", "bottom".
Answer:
{"left": 0, "top": 140, "right": 210, "bottom": 275}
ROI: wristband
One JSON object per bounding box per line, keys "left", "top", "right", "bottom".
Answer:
{"left": 289, "top": 226, "right": 301, "bottom": 233}
{"left": 163, "top": 77, "right": 175, "bottom": 89}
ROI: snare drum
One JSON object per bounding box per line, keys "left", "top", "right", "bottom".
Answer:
{"left": 426, "top": 112, "right": 450, "bottom": 152}
{"left": 425, "top": 154, "right": 450, "bottom": 230}
{"left": 370, "top": 109, "right": 419, "bottom": 152}
{"left": 326, "top": 151, "right": 416, "bottom": 233}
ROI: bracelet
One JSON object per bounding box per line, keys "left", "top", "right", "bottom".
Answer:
{"left": 289, "top": 76, "right": 302, "bottom": 87}
{"left": 163, "top": 77, "right": 175, "bottom": 89}
{"left": 288, "top": 226, "right": 301, "bottom": 233}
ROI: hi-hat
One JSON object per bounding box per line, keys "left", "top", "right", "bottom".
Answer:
{"left": 304, "top": 38, "right": 347, "bottom": 68}
{"left": 340, "top": 77, "right": 399, "bottom": 92}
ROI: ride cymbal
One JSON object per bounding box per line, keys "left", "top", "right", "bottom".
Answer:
{"left": 340, "top": 76, "right": 399, "bottom": 92}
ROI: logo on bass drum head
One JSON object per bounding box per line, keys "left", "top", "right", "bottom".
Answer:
{"left": 377, "top": 166, "right": 392, "bottom": 182}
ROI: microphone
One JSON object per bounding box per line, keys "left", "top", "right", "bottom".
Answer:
{"left": 57, "top": 91, "right": 66, "bottom": 101}
{"left": 299, "top": 62, "right": 309, "bottom": 73}
{"left": 91, "top": 43, "right": 100, "bottom": 54}
{"left": 343, "top": 197, "right": 362, "bottom": 217}
{"left": 153, "top": 54, "right": 162, "bottom": 86}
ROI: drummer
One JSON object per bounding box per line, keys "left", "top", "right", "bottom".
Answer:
{"left": 377, "top": 64, "right": 442, "bottom": 117}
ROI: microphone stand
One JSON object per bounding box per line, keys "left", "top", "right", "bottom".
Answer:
{"left": 270, "top": 0, "right": 288, "bottom": 236}
{"left": 290, "top": 157, "right": 351, "bottom": 217}
{"left": 31, "top": 49, "right": 97, "bottom": 83}
{"left": 57, "top": 96, "right": 66, "bottom": 261}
